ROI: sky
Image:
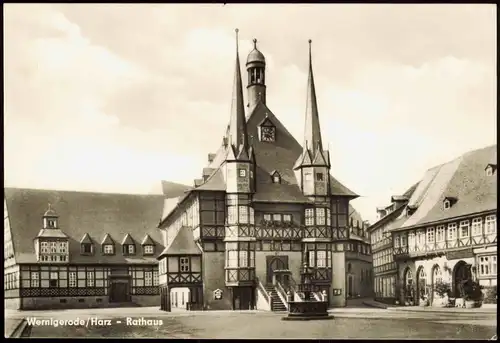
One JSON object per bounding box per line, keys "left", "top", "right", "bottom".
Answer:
{"left": 3, "top": 4, "right": 497, "bottom": 223}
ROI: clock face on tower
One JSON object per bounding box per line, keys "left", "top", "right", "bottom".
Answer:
{"left": 260, "top": 126, "right": 276, "bottom": 142}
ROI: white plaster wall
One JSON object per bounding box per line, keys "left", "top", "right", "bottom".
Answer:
{"left": 331, "top": 251, "right": 346, "bottom": 307}
{"left": 255, "top": 287, "right": 271, "bottom": 311}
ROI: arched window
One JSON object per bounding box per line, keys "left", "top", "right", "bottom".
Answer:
{"left": 432, "top": 265, "right": 442, "bottom": 285}
{"left": 417, "top": 268, "right": 428, "bottom": 297}
{"left": 404, "top": 268, "right": 413, "bottom": 287}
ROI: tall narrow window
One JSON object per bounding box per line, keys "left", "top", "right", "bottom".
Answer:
{"left": 471, "top": 218, "right": 483, "bottom": 236}
{"left": 308, "top": 251, "right": 315, "bottom": 267}
{"left": 227, "top": 206, "right": 237, "bottom": 224}
{"left": 239, "top": 206, "right": 248, "bottom": 224}
{"left": 317, "top": 251, "right": 327, "bottom": 268}
{"left": 227, "top": 250, "right": 238, "bottom": 268}
{"left": 153, "top": 271, "right": 159, "bottom": 286}
{"left": 49, "top": 272, "right": 58, "bottom": 288}
{"left": 145, "top": 271, "right": 153, "bottom": 286}
{"left": 436, "top": 226, "right": 445, "bottom": 242}
{"left": 31, "top": 272, "right": 39, "bottom": 288}
{"left": 426, "top": 228, "right": 435, "bottom": 243}
{"left": 305, "top": 209, "right": 314, "bottom": 226}
{"left": 447, "top": 223, "right": 457, "bottom": 240}
{"left": 459, "top": 221, "right": 470, "bottom": 238}
{"left": 87, "top": 271, "right": 94, "bottom": 287}
{"left": 239, "top": 251, "right": 248, "bottom": 267}
{"left": 316, "top": 208, "right": 326, "bottom": 225}
{"left": 485, "top": 215, "right": 496, "bottom": 234}
{"left": 180, "top": 257, "right": 190, "bottom": 272}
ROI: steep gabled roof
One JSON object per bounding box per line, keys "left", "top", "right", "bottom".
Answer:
{"left": 4, "top": 188, "right": 165, "bottom": 264}
{"left": 398, "top": 145, "right": 497, "bottom": 230}
{"left": 101, "top": 233, "right": 114, "bottom": 245}
{"left": 80, "top": 233, "right": 93, "bottom": 244}
{"left": 157, "top": 226, "right": 202, "bottom": 258}
{"left": 121, "top": 233, "right": 135, "bottom": 245}
{"left": 141, "top": 234, "right": 155, "bottom": 245}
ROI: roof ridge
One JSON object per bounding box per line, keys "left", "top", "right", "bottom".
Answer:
{"left": 4, "top": 187, "right": 165, "bottom": 197}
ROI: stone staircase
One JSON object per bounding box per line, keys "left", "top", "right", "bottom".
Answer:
{"left": 265, "top": 285, "right": 287, "bottom": 312}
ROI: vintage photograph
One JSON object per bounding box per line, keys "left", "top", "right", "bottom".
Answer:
{"left": 3, "top": 3, "right": 496, "bottom": 339}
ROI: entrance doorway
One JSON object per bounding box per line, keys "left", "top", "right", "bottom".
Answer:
{"left": 453, "top": 261, "right": 472, "bottom": 297}
{"left": 266, "top": 256, "right": 289, "bottom": 285}
{"left": 232, "top": 286, "right": 255, "bottom": 310}
{"left": 109, "top": 278, "right": 130, "bottom": 303}
{"left": 347, "top": 275, "right": 353, "bottom": 298}
{"left": 170, "top": 287, "right": 190, "bottom": 311}
{"left": 416, "top": 268, "right": 427, "bottom": 305}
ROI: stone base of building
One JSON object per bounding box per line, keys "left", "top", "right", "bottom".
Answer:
{"left": 17, "top": 295, "right": 159, "bottom": 310}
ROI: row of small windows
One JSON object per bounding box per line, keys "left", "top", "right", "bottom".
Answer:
{"left": 24, "top": 267, "right": 158, "bottom": 288}
{"left": 394, "top": 215, "right": 496, "bottom": 247}
{"left": 305, "top": 208, "right": 331, "bottom": 226}
{"left": 373, "top": 249, "right": 393, "bottom": 268}
{"left": 227, "top": 206, "right": 255, "bottom": 225}
{"left": 38, "top": 241, "right": 156, "bottom": 259}
{"left": 263, "top": 213, "right": 292, "bottom": 222}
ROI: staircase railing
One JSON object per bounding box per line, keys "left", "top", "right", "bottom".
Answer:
{"left": 274, "top": 280, "right": 290, "bottom": 311}
{"left": 256, "top": 277, "right": 271, "bottom": 308}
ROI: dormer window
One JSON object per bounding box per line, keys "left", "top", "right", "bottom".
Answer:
{"left": 80, "top": 233, "right": 93, "bottom": 255}
{"left": 81, "top": 243, "right": 93, "bottom": 254}
{"left": 406, "top": 207, "right": 416, "bottom": 216}
{"left": 239, "top": 169, "right": 247, "bottom": 177}
{"left": 485, "top": 164, "right": 496, "bottom": 176}
{"left": 316, "top": 172, "right": 324, "bottom": 181}
{"left": 124, "top": 244, "right": 135, "bottom": 255}
{"left": 443, "top": 199, "right": 451, "bottom": 210}
{"left": 103, "top": 244, "right": 114, "bottom": 255}
{"left": 144, "top": 245, "right": 155, "bottom": 255}
{"left": 443, "top": 197, "right": 457, "bottom": 210}
{"left": 271, "top": 171, "right": 281, "bottom": 184}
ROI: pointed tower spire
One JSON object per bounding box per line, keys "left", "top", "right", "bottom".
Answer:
{"left": 228, "top": 28, "right": 249, "bottom": 157}
{"left": 303, "top": 39, "right": 323, "bottom": 155}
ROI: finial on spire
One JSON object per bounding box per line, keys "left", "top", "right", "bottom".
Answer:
{"left": 235, "top": 28, "right": 239, "bottom": 53}
{"left": 48, "top": 202, "right": 52, "bottom": 210}
{"left": 253, "top": 38, "right": 257, "bottom": 49}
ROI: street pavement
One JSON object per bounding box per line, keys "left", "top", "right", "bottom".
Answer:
{"left": 4, "top": 300, "right": 497, "bottom": 339}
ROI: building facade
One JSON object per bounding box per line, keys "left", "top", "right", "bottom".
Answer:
{"left": 367, "top": 184, "right": 418, "bottom": 303}
{"left": 3, "top": 188, "right": 175, "bottom": 310}
{"left": 4, "top": 34, "right": 374, "bottom": 312}
{"left": 372, "top": 145, "right": 496, "bottom": 305}
{"left": 156, "top": 33, "right": 371, "bottom": 311}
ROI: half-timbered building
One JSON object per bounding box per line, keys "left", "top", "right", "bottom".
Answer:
{"left": 3, "top": 187, "right": 181, "bottom": 310}
{"left": 156, "top": 32, "right": 371, "bottom": 311}
{"left": 388, "top": 145, "right": 497, "bottom": 305}
{"left": 367, "top": 183, "right": 418, "bottom": 304}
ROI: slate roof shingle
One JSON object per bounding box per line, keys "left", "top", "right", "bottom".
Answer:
{"left": 4, "top": 188, "right": 166, "bottom": 264}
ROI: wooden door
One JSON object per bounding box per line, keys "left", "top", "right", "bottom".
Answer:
{"left": 110, "top": 281, "right": 129, "bottom": 303}
{"left": 266, "top": 256, "right": 289, "bottom": 284}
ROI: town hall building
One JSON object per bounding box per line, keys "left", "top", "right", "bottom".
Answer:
{"left": 156, "top": 31, "right": 371, "bottom": 311}
{"left": 4, "top": 31, "right": 372, "bottom": 311}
